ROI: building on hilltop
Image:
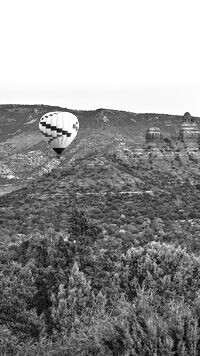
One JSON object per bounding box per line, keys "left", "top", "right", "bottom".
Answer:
{"left": 146, "top": 127, "right": 163, "bottom": 144}
{"left": 179, "top": 112, "right": 200, "bottom": 145}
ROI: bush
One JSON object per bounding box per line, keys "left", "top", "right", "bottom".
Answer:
{"left": 120, "top": 242, "right": 200, "bottom": 305}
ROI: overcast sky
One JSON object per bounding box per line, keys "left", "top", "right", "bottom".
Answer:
{"left": 1, "top": 0, "right": 200, "bottom": 115}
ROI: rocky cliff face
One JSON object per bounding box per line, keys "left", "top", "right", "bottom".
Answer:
{"left": 145, "top": 127, "right": 163, "bottom": 143}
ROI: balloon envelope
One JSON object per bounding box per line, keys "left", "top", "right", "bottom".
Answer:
{"left": 39, "top": 111, "right": 79, "bottom": 155}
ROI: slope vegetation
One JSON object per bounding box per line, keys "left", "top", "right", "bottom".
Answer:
{"left": 1, "top": 105, "right": 200, "bottom": 355}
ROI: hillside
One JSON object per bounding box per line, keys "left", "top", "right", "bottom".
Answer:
{"left": 0, "top": 104, "right": 199, "bottom": 195}
{"left": 1, "top": 104, "right": 200, "bottom": 253}
{"left": 1, "top": 129, "right": 200, "bottom": 256}
{"left": 1, "top": 105, "right": 200, "bottom": 355}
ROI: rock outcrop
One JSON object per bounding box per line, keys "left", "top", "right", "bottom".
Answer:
{"left": 179, "top": 112, "right": 200, "bottom": 145}
{"left": 146, "top": 127, "right": 163, "bottom": 144}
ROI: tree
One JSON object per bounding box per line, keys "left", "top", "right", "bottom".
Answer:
{"left": 0, "top": 261, "right": 43, "bottom": 341}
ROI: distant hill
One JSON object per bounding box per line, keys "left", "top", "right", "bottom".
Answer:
{"left": 0, "top": 104, "right": 200, "bottom": 195}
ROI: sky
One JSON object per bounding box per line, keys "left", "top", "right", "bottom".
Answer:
{"left": 0, "top": 0, "right": 200, "bottom": 115}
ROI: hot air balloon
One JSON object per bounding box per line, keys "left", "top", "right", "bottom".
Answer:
{"left": 39, "top": 111, "right": 79, "bottom": 155}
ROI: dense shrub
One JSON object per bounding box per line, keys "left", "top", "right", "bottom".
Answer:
{"left": 120, "top": 242, "right": 200, "bottom": 304}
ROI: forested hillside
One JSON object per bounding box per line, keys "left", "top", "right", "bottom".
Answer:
{"left": 1, "top": 105, "right": 200, "bottom": 355}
